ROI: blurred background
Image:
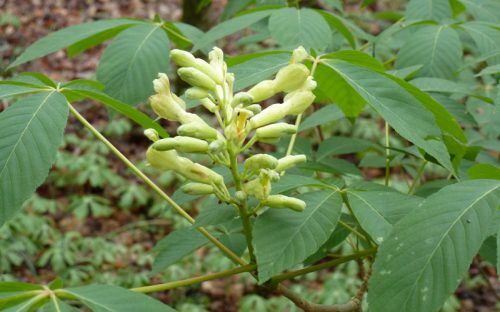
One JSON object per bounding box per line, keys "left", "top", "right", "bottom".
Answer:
{"left": 0, "top": 1, "right": 498, "bottom": 311}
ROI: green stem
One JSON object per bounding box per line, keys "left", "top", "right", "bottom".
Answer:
{"left": 408, "top": 160, "right": 427, "bottom": 194}
{"left": 68, "top": 103, "right": 246, "bottom": 266}
{"left": 228, "top": 148, "right": 256, "bottom": 264}
{"left": 337, "top": 219, "right": 367, "bottom": 242}
{"left": 271, "top": 248, "right": 376, "bottom": 284}
{"left": 341, "top": 192, "right": 376, "bottom": 247}
{"left": 285, "top": 113, "right": 302, "bottom": 156}
{"left": 132, "top": 264, "right": 256, "bottom": 293}
{"left": 384, "top": 122, "right": 390, "bottom": 186}
{"left": 285, "top": 56, "right": 321, "bottom": 157}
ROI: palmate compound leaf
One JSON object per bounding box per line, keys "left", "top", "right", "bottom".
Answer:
{"left": 0, "top": 92, "right": 68, "bottom": 228}
{"left": 96, "top": 24, "right": 170, "bottom": 106}
{"left": 369, "top": 180, "right": 500, "bottom": 312}
{"left": 61, "top": 285, "right": 175, "bottom": 311}
{"left": 317, "top": 60, "right": 455, "bottom": 173}
{"left": 253, "top": 190, "right": 342, "bottom": 282}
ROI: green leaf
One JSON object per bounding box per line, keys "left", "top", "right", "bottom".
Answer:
{"left": 253, "top": 190, "right": 342, "bottom": 282}
{"left": 384, "top": 75, "right": 467, "bottom": 143}
{"left": 162, "top": 22, "right": 192, "bottom": 49}
{"left": 461, "top": 22, "right": 500, "bottom": 65}
{"left": 67, "top": 24, "right": 136, "bottom": 58}
{"left": 0, "top": 282, "right": 42, "bottom": 292}
{"left": 230, "top": 53, "right": 290, "bottom": 91}
{"left": 61, "top": 285, "right": 175, "bottom": 311}
{"left": 221, "top": 0, "right": 254, "bottom": 20}
{"left": 96, "top": 24, "right": 170, "bottom": 106}
{"left": 268, "top": 8, "right": 330, "bottom": 50}
{"left": 317, "top": 136, "right": 379, "bottom": 161}
{"left": 41, "top": 297, "right": 80, "bottom": 312}
{"left": 62, "top": 89, "right": 168, "bottom": 138}
{"left": 0, "top": 83, "right": 47, "bottom": 99}
{"left": 0, "top": 92, "right": 68, "bottom": 227}
{"left": 321, "top": 50, "right": 384, "bottom": 72}
{"left": 346, "top": 190, "right": 423, "bottom": 244}
{"left": 193, "top": 10, "right": 274, "bottom": 51}
{"left": 460, "top": 0, "right": 500, "bottom": 23}
{"left": 8, "top": 19, "right": 141, "bottom": 69}
{"left": 396, "top": 25, "right": 462, "bottom": 79}
{"left": 313, "top": 61, "right": 366, "bottom": 117}
{"left": 467, "top": 163, "right": 500, "bottom": 180}
{"left": 316, "top": 10, "right": 356, "bottom": 48}
{"left": 152, "top": 227, "right": 208, "bottom": 273}
{"left": 304, "top": 219, "right": 351, "bottom": 264}
{"left": 299, "top": 105, "right": 344, "bottom": 131}
{"left": 479, "top": 235, "right": 497, "bottom": 266}
{"left": 497, "top": 231, "right": 500, "bottom": 277}
{"left": 194, "top": 199, "right": 238, "bottom": 226}
{"left": 369, "top": 180, "right": 500, "bottom": 312}
{"left": 319, "top": 61, "right": 455, "bottom": 173}
{"left": 475, "top": 64, "right": 500, "bottom": 76}
{"left": 270, "top": 174, "right": 326, "bottom": 194}
{"left": 405, "top": 0, "right": 452, "bottom": 21}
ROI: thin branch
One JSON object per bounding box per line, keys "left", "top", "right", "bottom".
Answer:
{"left": 67, "top": 103, "right": 247, "bottom": 266}
{"left": 271, "top": 248, "right": 377, "bottom": 284}
{"left": 277, "top": 284, "right": 361, "bottom": 312}
{"left": 407, "top": 160, "right": 427, "bottom": 194}
{"left": 132, "top": 264, "right": 256, "bottom": 294}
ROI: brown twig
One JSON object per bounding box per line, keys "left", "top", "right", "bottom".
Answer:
{"left": 277, "top": 284, "right": 361, "bottom": 312}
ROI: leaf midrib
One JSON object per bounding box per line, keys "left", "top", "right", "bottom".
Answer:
{"left": 401, "top": 184, "right": 499, "bottom": 310}
{"left": 0, "top": 91, "right": 56, "bottom": 180}
{"left": 263, "top": 190, "right": 338, "bottom": 272}
{"left": 114, "top": 25, "right": 161, "bottom": 100}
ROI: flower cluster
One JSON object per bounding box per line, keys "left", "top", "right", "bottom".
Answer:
{"left": 145, "top": 47, "right": 316, "bottom": 212}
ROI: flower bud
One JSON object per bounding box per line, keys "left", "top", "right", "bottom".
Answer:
{"left": 200, "top": 98, "right": 218, "bottom": 113}
{"left": 170, "top": 49, "right": 197, "bottom": 67}
{"left": 146, "top": 147, "right": 178, "bottom": 170}
{"left": 273, "top": 64, "right": 310, "bottom": 93}
{"left": 181, "top": 182, "right": 214, "bottom": 195}
{"left": 153, "top": 136, "right": 209, "bottom": 153}
{"left": 194, "top": 58, "right": 223, "bottom": 84}
{"left": 291, "top": 46, "right": 309, "bottom": 64}
{"left": 235, "top": 108, "right": 254, "bottom": 133}
{"left": 235, "top": 190, "right": 247, "bottom": 202}
{"left": 244, "top": 154, "right": 278, "bottom": 172}
{"left": 181, "top": 161, "right": 224, "bottom": 184}
{"left": 243, "top": 176, "right": 270, "bottom": 200}
{"left": 262, "top": 195, "right": 306, "bottom": 212}
{"left": 208, "top": 47, "right": 225, "bottom": 81}
{"left": 149, "top": 93, "right": 185, "bottom": 121}
{"left": 177, "top": 122, "right": 218, "bottom": 141}
{"left": 247, "top": 80, "right": 276, "bottom": 103}
{"left": 185, "top": 87, "right": 209, "bottom": 100}
{"left": 231, "top": 92, "right": 254, "bottom": 108}
{"left": 153, "top": 73, "right": 171, "bottom": 95}
{"left": 284, "top": 90, "right": 315, "bottom": 115}
{"left": 144, "top": 128, "right": 159, "bottom": 142}
{"left": 256, "top": 123, "right": 297, "bottom": 140}
{"left": 178, "top": 67, "right": 216, "bottom": 90}
{"left": 209, "top": 139, "right": 226, "bottom": 153}
{"left": 275, "top": 155, "right": 307, "bottom": 172}
{"left": 246, "top": 104, "right": 262, "bottom": 115}
{"left": 172, "top": 93, "right": 186, "bottom": 109}
{"left": 249, "top": 104, "right": 287, "bottom": 129}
